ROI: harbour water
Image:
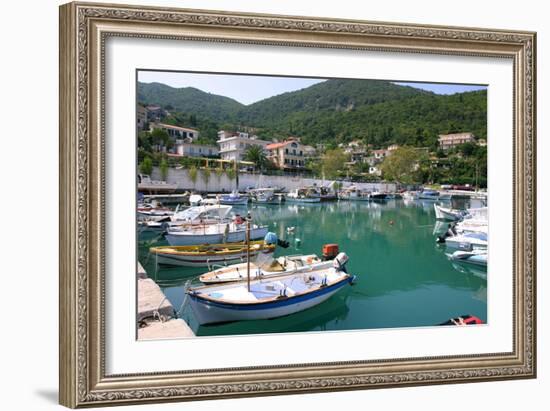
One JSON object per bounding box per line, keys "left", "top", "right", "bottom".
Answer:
{"left": 138, "top": 198, "right": 487, "bottom": 337}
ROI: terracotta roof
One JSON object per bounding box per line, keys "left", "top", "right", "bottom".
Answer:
{"left": 154, "top": 123, "right": 198, "bottom": 132}
{"left": 266, "top": 142, "right": 289, "bottom": 150}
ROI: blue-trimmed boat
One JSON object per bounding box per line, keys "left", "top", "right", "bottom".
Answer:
{"left": 219, "top": 190, "right": 249, "bottom": 206}
{"left": 187, "top": 253, "right": 355, "bottom": 325}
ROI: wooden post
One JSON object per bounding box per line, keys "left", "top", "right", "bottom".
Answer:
{"left": 246, "top": 215, "right": 251, "bottom": 292}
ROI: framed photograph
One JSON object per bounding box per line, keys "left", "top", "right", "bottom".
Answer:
{"left": 59, "top": 2, "right": 536, "bottom": 408}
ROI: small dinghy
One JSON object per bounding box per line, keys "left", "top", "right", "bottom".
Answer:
{"left": 449, "top": 249, "right": 488, "bottom": 267}
{"left": 149, "top": 240, "right": 276, "bottom": 268}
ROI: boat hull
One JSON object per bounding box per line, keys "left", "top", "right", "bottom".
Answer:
{"left": 286, "top": 197, "right": 321, "bottom": 203}
{"left": 434, "top": 204, "right": 462, "bottom": 221}
{"left": 152, "top": 247, "right": 274, "bottom": 267}
{"left": 165, "top": 226, "right": 268, "bottom": 246}
{"left": 189, "top": 276, "right": 352, "bottom": 325}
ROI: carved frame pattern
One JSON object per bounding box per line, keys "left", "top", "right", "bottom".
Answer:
{"left": 59, "top": 2, "right": 536, "bottom": 407}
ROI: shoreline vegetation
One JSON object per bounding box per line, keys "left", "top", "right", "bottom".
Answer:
{"left": 137, "top": 78, "right": 487, "bottom": 188}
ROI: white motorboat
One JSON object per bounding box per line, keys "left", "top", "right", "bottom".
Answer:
{"left": 286, "top": 188, "right": 321, "bottom": 203}
{"left": 167, "top": 204, "right": 233, "bottom": 228}
{"left": 441, "top": 231, "right": 488, "bottom": 250}
{"left": 137, "top": 199, "right": 174, "bottom": 222}
{"left": 189, "top": 194, "right": 203, "bottom": 206}
{"left": 433, "top": 204, "right": 465, "bottom": 221}
{"left": 455, "top": 219, "right": 488, "bottom": 235}
{"left": 449, "top": 249, "right": 488, "bottom": 267}
{"left": 165, "top": 220, "right": 268, "bottom": 246}
{"left": 187, "top": 253, "right": 355, "bottom": 325}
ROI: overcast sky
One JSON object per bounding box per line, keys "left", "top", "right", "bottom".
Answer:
{"left": 138, "top": 70, "right": 487, "bottom": 105}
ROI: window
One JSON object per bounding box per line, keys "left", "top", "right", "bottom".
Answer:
{"left": 285, "top": 148, "right": 289, "bottom": 154}
{"left": 299, "top": 150, "right": 303, "bottom": 156}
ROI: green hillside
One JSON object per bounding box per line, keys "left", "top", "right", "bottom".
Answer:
{"left": 137, "top": 79, "right": 486, "bottom": 148}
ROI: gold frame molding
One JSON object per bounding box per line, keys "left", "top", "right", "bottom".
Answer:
{"left": 59, "top": 2, "right": 536, "bottom": 408}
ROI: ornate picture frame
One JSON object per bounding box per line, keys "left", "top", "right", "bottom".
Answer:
{"left": 59, "top": 1, "right": 536, "bottom": 407}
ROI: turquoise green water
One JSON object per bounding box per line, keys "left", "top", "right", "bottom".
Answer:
{"left": 138, "top": 199, "right": 487, "bottom": 336}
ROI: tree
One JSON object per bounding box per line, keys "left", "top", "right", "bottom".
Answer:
{"left": 150, "top": 128, "right": 172, "bottom": 149}
{"left": 202, "top": 167, "right": 211, "bottom": 190}
{"left": 243, "top": 145, "right": 268, "bottom": 171}
{"left": 226, "top": 167, "right": 236, "bottom": 181}
{"left": 139, "top": 156, "right": 153, "bottom": 176}
{"left": 188, "top": 166, "right": 198, "bottom": 188}
{"left": 321, "top": 148, "right": 348, "bottom": 179}
{"left": 159, "top": 158, "right": 169, "bottom": 181}
{"left": 380, "top": 147, "right": 426, "bottom": 184}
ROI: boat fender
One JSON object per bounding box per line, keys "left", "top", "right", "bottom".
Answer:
{"left": 264, "top": 232, "right": 278, "bottom": 245}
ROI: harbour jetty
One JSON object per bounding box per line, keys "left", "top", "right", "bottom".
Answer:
{"left": 137, "top": 262, "right": 195, "bottom": 339}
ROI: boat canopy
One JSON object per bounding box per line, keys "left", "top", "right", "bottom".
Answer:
{"left": 173, "top": 205, "right": 232, "bottom": 221}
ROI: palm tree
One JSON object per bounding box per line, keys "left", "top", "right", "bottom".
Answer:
{"left": 243, "top": 145, "right": 268, "bottom": 172}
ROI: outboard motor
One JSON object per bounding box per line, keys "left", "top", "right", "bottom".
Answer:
{"left": 332, "top": 252, "right": 349, "bottom": 273}
{"left": 322, "top": 244, "right": 339, "bottom": 260}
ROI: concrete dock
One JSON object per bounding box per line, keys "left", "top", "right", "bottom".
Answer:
{"left": 137, "top": 262, "right": 195, "bottom": 340}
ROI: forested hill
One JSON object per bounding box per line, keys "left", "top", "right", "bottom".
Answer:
{"left": 137, "top": 79, "right": 486, "bottom": 149}
{"left": 137, "top": 82, "right": 243, "bottom": 123}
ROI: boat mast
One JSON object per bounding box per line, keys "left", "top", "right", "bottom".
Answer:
{"left": 246, "top": 212, "right": 251, "bottom": 292}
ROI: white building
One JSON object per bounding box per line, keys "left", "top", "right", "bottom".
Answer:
{"left": 438, "top": 132, "right": 475, "bottom": 150}
{"left": 217, "top": 130, "right": 271, "bottom": 162}
{"left": 174, "top": 141, "right": 218, "bottom": 158}
{"left": 150, "top": 122, "right": 199, "bottom": 142}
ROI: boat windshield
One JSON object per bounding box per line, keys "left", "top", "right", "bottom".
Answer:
{"left": 174, "top": 205, "right": 232, "bottom": 221}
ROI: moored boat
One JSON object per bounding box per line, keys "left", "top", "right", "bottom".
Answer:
{"left": 438, "top": 231, "right": 488, "bottom": 250}
{"left": 199, "top": 253, "right": 333, "bottom": 284}
{"left": 165, "top": 220, "right": 268, "bottom": 246}
{"left": 433, "top": 204, "right": 464, "bottom": 221}
{"left": 137, "top": 199, "right": 174, "bottom": 222}
{"left": 149, "top": 240, "right": 276, "bottom": 268}
{"left": 370, "top": 192, "right": 387, "bottom": 201}
{"left": 338, "top": 186, "right": 370, "bottom": 201}
{"left": 286, "top": 188, "right": 321, "bottom": 203}
{"left": 449, "top": 249, "right": 488, "bottom": 267}
{"left": 187, "top": 252, "right": 355, "bottom": 325}
{"left": 219, "top": 190, "right": 248, "bottom": 206}
{"left": 418, "top": 189, "right": 440, "bottom": 200}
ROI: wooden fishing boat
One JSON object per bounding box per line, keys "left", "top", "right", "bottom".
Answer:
{"left": 187, "top": 253, "right": 355, "bottom": 325}
{"left": 198, "top": 253, "right": 332, "bottom": 284}
{"left": 286, "top": 188, "right": 321, "bottom": 203}
{"left": 149, "top": 240, "right": 275, "bottom": 268}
